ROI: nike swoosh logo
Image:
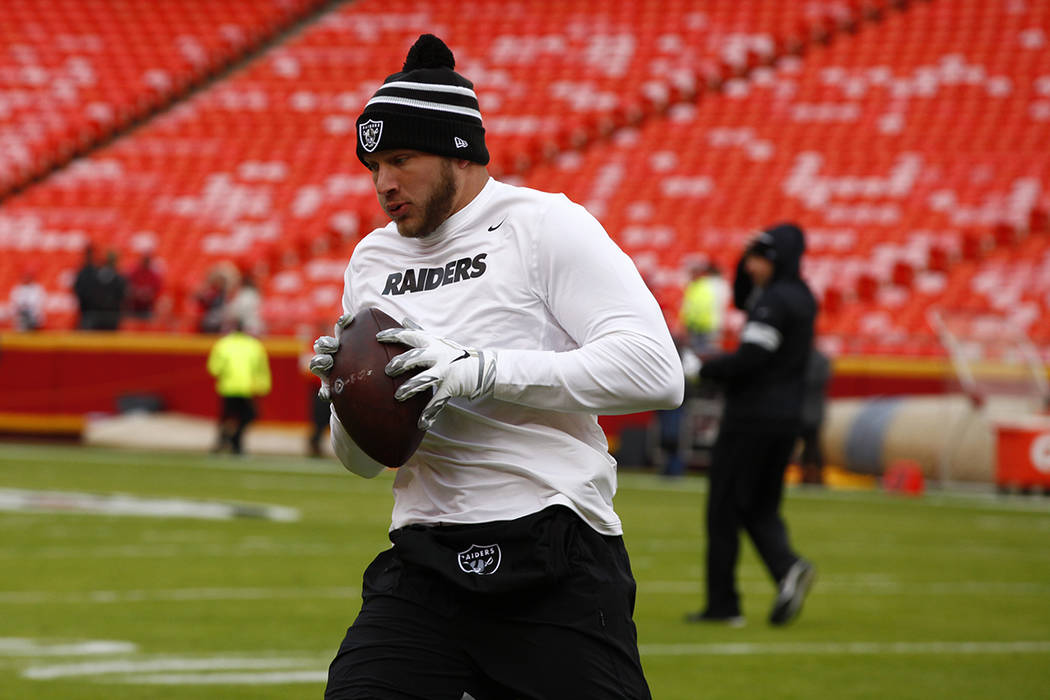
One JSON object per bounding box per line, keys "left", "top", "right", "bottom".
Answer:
{"left": 487, "top": 219, "right": 505, "bottom": 231}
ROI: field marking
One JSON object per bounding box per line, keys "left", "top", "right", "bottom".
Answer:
{"left": 640, "top": 640, "right": 1050, "bottom": 656}
{"left": 4, "top": 577, "right": 1047, "bottom": 606}
{"left": 127, "top": 670, "right": 328, "bottom": 685}
{"left": 0, "top": 443, "right": 347, "bottom": 477}
{"left": 0, "top": 488, "right": 298, "bottom": 522}
{"left": 0, "top": 638, "right": 137, "bottom": 657}
{"left": 640, "top": 579, "right": 1050, "bottom": 595}
{"left": 20, "top": 642, "right": 1050, "bottom": 685}
{"left": 22, "top": 656, "right": 322, "bottom": 680}
{"left": 0, "top": 586, "right": 358, "bottom": 605}
{"left": 619, "top": 474, "right": 1050, "bottom": 513}
{"left": 0, "top": 540, "right": 367, "bottom": 560}
{"left": 2, "top": 443, "right": 1047, "bottom": 504}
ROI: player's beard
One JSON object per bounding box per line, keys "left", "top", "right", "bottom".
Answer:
{"left": 397, "top": 160, "right": 457, "bottom": 239}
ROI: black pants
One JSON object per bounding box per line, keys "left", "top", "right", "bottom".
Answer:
{"left": 217, "top": 396, "right": 256, "bottom": 454}
{"left": 309, "top": 391, "right": 330, "bottom": 456}
{"left": 705, "top": 429, "right": 800, "bottom": 616}
{"left": 797, "top": 424, "right": 824, "bottom": 483}
{"left": 325, "top": 506, "right": 651, "bottom": 700}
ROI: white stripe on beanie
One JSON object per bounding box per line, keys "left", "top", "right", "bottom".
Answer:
{"left": 379, "top": 80, "right": 478, "bottom": 99}
{"left": 364, "top": 96, "right": 482, "bottom": 121}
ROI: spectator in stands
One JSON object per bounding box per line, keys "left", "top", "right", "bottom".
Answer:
{"left": 798, "top": 348, "right": 831, "bottom": 485}
{"left": 686, "top": 222, "right": 817, "bottom": 627}
{"left": 10, "top": 268, "right": 46, "bottom": 331}
{"left": 73, "top": 243, "right": 99, "bottom": 329}
{"left": 226, "top": 273, "right": 263, "bottom": 336}
{"left": 195, "top": 267, "right": 230, "bottom": 334}
{"left": 680, "top": 260, "right": 729, "bottom": 353}
{"left": 207, "top": 319, "right": 271, "bottom": 455}
{"left": 125, "top": 252, "right": 163, "bottom": 319}
{"left": 90, "top": 250, "right": 127, "bottom": 330}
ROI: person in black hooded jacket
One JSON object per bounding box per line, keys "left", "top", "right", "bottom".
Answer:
{"left": 686, "top": 222, "right": 817, "bottom": 627}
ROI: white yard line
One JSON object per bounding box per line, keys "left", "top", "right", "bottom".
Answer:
{"left": 0, "top": 444, "right": 347, "bottom": 476}
{"left": 0, "top": 586, "right": 357, "bottom": 605}
{"left": 639, "top": 579, "right": 1050, "bottom": 595}
{"left": 640, "top": 640, "right": 1050, "bottom": 656}
{"left": 619, "top": 474, "right": 1050, "bottom": 513}
{"left": 22, "top": 656, "right": 320, "bottom": 680}
{"left": 4, "top": 578, "right": 1046, "bottom": 605}
{"left": 0, "top": 638, "right": 137, "bottom": 657}
{"left": 127, "top": 670, "right": 329, "bottom": 685}
{"left": 0, "top": 540, "right": 360, "bottom": 560}
{"left": 0, "top": 488, "right": 298, "bottom": 521}
{"left": 19, "top": 641, "right": 1050, "bottom": 686}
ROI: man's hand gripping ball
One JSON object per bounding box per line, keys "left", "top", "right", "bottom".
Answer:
{"left": 308, "top": 312, "right": 354, "bottom": 401}
{"left": 378, "top": 320, "right": 496, "bottom": 430}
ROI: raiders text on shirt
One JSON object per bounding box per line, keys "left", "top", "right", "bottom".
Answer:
{"left": 382, "top": 253, "right": 488, "bottom": 296}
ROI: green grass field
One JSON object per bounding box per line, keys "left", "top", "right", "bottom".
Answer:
{"left": 2, "top": 442, "right": 1049, "bottom": 699}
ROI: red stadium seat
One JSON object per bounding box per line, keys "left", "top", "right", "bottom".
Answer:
{"left": 0, "top": 0, "right": 1047, "bottom": 351}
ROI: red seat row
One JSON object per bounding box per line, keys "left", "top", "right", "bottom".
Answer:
{"left": 2, "top": 0, "right": 1049, "bottom": 359}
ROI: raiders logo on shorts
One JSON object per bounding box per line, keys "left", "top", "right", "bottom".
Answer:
{"left": 457, "top": 544, "right": 501, "bottom": 575}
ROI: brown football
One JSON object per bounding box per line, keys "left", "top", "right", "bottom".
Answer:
{"left": 329, "top": 307, "right": 428, "bottom": 467}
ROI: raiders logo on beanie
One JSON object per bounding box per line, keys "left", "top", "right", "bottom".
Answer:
{"left": 356, "top": 34, "right": 489, "bottom": 166}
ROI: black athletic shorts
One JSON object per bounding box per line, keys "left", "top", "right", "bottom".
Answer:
{"left": 324, "top": 505, "right": 652, "bottom": 700}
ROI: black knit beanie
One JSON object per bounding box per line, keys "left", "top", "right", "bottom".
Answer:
{"left": 748, "top": 222, "right": 806, "bottom": 262}
{"left": 747, "top": 232, "right": 778, "bottom": 262}
{"left": 356, "top": 34, "right": 489, "bottom": 166}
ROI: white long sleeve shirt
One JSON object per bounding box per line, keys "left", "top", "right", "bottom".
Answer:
{"left": 332, "top": 177, "right": 683, "bottom": 535}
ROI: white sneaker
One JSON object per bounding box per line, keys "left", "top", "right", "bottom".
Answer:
{"left": 769, "top": 558, "right": 815, "bottom": 626}
{"left": 684, "top": 610, "right": 746, "bottom": 628}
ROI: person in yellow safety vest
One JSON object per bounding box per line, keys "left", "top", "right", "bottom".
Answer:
{"left": 207, "top": 320, "right": 272, "bottom": 455}
{"left": 680, "top": 261, "right": 729, "bottom": 353}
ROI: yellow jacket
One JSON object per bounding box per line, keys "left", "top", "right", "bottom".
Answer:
{"left": 680, "top": 277, "right": 722, "bottom": 334}
{"left": 207, "top": 331, "right": 272, "bottom": 398}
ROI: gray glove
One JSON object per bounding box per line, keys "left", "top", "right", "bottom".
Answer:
{"left": 308, "top": 312, "right": 353, "bottom": 401}
{"left": 377, "top": 319, "right": 497, "bottom": 430}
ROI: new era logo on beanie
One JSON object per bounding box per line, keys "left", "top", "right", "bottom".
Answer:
{"left": 356, "top": 34, "right": 489, "bottom": 166}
